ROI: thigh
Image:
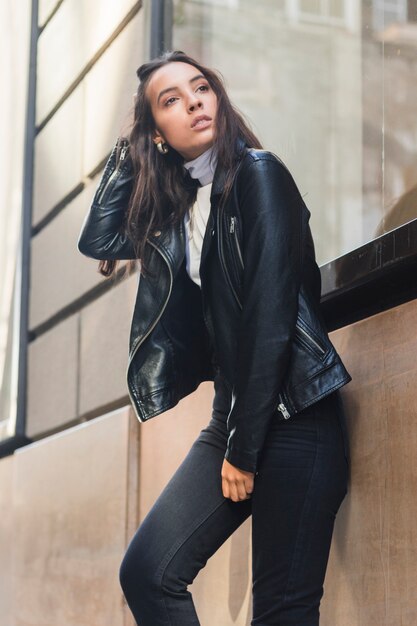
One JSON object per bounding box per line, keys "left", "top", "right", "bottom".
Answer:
{"left": 122, "top": 412, "right": 252, "bottom": 588}
{"left": 251, "top": 392, "right": 348, "bottom": 625}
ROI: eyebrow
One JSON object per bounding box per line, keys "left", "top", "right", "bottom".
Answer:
{"left": 157, "top": 74, "right": 207, "bottom": 105}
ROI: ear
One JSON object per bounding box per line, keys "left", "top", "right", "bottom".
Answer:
{"left": 152, "top": 129, "right": 164, "bottom": 145}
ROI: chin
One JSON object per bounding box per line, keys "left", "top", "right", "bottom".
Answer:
{"left": 199, "top": 135, "right": 215, "bottom": 150}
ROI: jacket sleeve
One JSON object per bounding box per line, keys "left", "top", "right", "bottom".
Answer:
{"left": 223, "top": 155, "right": 307, "bottom": 474}
{"left": 77, "top": 138, "right": 137, "bottom": 260}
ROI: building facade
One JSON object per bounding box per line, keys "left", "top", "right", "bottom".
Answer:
{"left": 1, "top": 1, "right": 417, "bottom": 624}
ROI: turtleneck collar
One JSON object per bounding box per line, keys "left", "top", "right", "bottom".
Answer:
{"left": 183, "top": 144, "right": 218, "bottom": 186}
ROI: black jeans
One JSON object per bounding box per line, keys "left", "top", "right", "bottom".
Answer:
{"left": 119, "top": 373, "right": 349, "bottom": 625}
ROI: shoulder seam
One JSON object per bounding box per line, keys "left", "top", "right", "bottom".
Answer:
{"left": 243, "top": 149, "right": 292, "bottom": 175}
{"left": 246, "top": 149, "right": 278, "bottom": 163}
{"left": 245, "top": 149, "right": 289, "bottom": 168}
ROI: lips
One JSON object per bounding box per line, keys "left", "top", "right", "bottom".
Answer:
{"left": 191, "top": 114, "right": 212, "bottom": 129}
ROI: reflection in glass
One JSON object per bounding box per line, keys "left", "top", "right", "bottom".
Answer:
{"left": 173, "top": 0, "right": 417, "bottom": 265}
{"left": 364, "top": 1, "right": 417, "bottom": 238}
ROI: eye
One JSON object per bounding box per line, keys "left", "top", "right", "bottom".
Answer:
{"left": 164, "top": 96, "right": 178, "bottom": 107}
{"left": 163, "top": 84, "right": 209, "bottom": 107}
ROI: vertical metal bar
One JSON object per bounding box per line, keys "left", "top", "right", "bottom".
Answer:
{"left": 286, "top": 0, "right": 298, "bottom": 24}
{"left": 150, "top": 0, "right": 173, "bottom": 58}
{"left": 16, "top": 0, "right": 39, "bottom": 444}
{"left": 409, "top": 0, "right": 417, "bottom": 21}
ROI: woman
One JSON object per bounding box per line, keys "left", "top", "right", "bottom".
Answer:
{"left": 78, "top": 50, "right": 352, "bottom": 626}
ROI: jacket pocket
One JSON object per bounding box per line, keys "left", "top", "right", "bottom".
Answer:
{"left": 218, "top": 211, "right": 243, "bottom": 308}
{"left": 221, "top": 213, "right": 244, "bottom": 308}
{"left": 229, "top": 216, "right": 244, "bottom": 270}
{"left": 293, "top": 318, "right": 328, "bottom": 361}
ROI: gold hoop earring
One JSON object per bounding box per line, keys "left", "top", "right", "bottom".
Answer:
{"left": 156, "top": 141, "right": 169, "bottom": 155}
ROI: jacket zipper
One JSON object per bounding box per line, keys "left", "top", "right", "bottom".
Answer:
{"left": 295, "top": 323, "right": 326, "bottom": 355}
{"left": 277, "top": 400, "right": 291, "bottom": 419}
{"left": 229, "top": 214, "right": 292, "bottom": 419}
{"left": 218, "top": 209, "right": 243, "bottom": 309}
{"left": 229, "top": 216, "right": 244, "bottom": 269}
{"left": 97, "top": 140, "right": 129, "bottom": 205}
{"left": 277, "top": 326, "right": 326, "bottom": 419}
{"left": 226, "top": 214, "right": 323, "bottom": 418}
{"left": 126, "top": 240, "right": 173, "bottom": 422}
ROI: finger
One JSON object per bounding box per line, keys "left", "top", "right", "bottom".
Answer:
{"left": 237, "top": 480, "right": 248, "bottom": 501}
{"left": 229, "top": 481, "right": 240, "bottom": 503}
{"left": 222, "top": 477, "right": 230, "bottom": 500}
{"left": 222, "top": 469, "right": 237, "bottom": 500}
{"left": 245, "top": 478, "right": 254, "bottom": 495}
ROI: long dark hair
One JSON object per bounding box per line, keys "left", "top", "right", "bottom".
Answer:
{"left": 98, "top": 50, "right": 263, "bottom": 279}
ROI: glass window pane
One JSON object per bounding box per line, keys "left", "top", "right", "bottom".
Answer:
{"left": 300, "top": 0, "right": 322, "bottom": 14}
{"left": 173, "top": 0, "right": 417, "bottom": 266}
{"left": 329, "top": 0, "right": 345, "bottom": 18}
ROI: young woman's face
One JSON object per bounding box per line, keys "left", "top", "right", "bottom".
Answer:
{"left": 147, "top": 61, "right": 218, "bottom": 161}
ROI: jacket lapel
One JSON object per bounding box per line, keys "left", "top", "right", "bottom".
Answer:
{"left": 149, "top": 137, "right": 248, "bottom": 280}
{"left": 200, "top": 136, "right": 247, "bottom": 277}
{"left": 147, "top": 219, "right": 185, "bottom": 279}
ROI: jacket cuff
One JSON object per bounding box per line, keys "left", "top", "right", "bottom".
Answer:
{"left": 224, "top": 446, "right": 258, "bottom": 474}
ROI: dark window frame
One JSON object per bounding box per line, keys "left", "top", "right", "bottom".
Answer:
{"left": 321, "top": 219, "right": 417, "bottom": 331}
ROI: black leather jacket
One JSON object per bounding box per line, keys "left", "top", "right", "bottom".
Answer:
{"left": 78, "top": 136, "right": 352, "bottom": 473}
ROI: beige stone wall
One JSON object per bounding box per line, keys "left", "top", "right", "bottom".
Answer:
{"left": 320, "top": 298, "right": 417, "bottom": 626}
{"left": 0, "top": 454, "right": 14, "bottom": 625}
{"left": 3, "top": 298, "right": 417, "bottom": 624}
{"left": 0, "top": 407, "right": 141, "bottom": 626}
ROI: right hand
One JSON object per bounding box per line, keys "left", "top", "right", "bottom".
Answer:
{"left": 221, "top": 458, "right": 254, "bottom": 502}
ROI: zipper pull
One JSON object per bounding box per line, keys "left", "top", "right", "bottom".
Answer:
{"left": 229, "top": 216, "right": 235, "bottom": 233}
{"left": 277, "top": 402, "right": 291, "bottom": 420}
{"left": 119, "top": 145, "right": 128, "bottom": 161}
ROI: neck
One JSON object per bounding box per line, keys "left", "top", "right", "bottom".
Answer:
{"left": 183, "top": 144, "right": 218, "bottom": 186}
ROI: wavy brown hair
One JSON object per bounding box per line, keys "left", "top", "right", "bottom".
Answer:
{"left": 98, "top": 50, "right": 263, "bottom": 279}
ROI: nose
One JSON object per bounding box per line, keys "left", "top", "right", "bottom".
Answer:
{"left": 187, "top": 92, "right": 203, "bottom": 113}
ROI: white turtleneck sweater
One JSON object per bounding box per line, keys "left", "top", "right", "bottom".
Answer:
{"left": 183, "top": 145, "right": 218, "bottom": 288}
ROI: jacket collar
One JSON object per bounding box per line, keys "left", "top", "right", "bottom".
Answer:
{"left": 210, "top": 136, "right": 248, "bottom": 202}
{"left": 147, "top": 136, "right": 249, "bottom": 278}
{"left": 181, "top": 136, "right": 248, "bottom": 199}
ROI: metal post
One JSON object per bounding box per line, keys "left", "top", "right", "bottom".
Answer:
{"left": 150, "top": 0, "right": 173, "bottom": 58}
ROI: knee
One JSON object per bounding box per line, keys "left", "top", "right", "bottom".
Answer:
{"left": 118, "top": 533, "right": 160, "bottom": 600}
{"left": 119, "top": 538, "right": 167, "bottom": 626}
{"left": 118, "top": 548, "right": 135, "bottom": 596}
